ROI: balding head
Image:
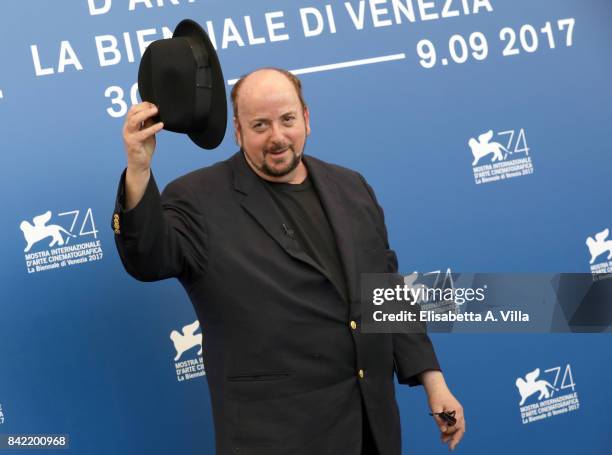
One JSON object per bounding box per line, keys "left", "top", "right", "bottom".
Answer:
{"left": 231, "top": 68, "right": 306, "bottom": 120}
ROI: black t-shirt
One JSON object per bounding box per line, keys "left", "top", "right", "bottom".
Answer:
{"left": 263, "top": 174, "right": 349, "bottom": 303}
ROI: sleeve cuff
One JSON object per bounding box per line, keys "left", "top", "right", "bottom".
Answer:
{"left": 396, "top": 366, "right": 443, "bottom": 387}
{"left": 393, "top": 333, "right": 442, "bottom": 387}
{"left": 112, "top": 168, "right": 162, "bottom": 238}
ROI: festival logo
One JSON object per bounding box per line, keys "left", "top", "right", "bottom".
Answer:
{"left": 0, "top": 403, "right": 4, "bottom": 424}
{"left": 20, "top": 208, "right": 104, "bottom": 274}
{"left": 516, "top": 364, "right": 579, "bottom": 424}
{"left": 171, "top": 320, "right": 205, "bottom": 383}
{"left": 469, "top": 128, "right": 534, "bottom": 184}
{"left": 586, "top": 228, "right": 612, "bottom": 277}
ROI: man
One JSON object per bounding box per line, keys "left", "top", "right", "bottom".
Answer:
{"left": 113, "top": 68, "right": 465, "bottom": 454}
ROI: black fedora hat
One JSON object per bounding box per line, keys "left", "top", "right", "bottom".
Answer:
{"left": 138, "top": 19, "right": 227, "bottom": 150}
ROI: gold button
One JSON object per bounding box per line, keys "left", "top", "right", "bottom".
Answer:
{"left": 113, "top": 213, "right": 120, "bottom": 233}
{"left": 358, "top": 369, "right": 364, "bottom": 379}
{"left": 350, "top": 320, "right": 357, "bottom": 330}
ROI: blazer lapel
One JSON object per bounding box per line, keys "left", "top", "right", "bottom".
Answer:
{"left": 230, "top": 152, "right": 337, "bottom": 286}
{"left": 304, "top": 156, "right": 358, "bottom": 304}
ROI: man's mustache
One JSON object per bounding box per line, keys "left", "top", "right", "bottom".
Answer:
{"left": 265, "top": 144, "right": 293, "bottom": 154}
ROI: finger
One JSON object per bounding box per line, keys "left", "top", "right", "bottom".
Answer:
{"left": 444, "top": 425, "right": 459, "bottom": 435}
{"left": 434, "top": 415, "right": 457, "bottom": 434}
{"left": 448, "top": 419, "right": 465, "bottom": 446}
{"left": 451, "top": 428, "right": 464, "bottom": 444}
{"left": 434, "top": 418, "right": 447, "bottom": 433}
{"left": 125, "top": 104, "right": 155, "bottom": 127}
{"left": 132, "top": 121, "right": 164, "bottom": 142}
{"left": 126, "top": 106, "right": 159, "bottom": 132}
{"left": 142, "top": 116, "right": 157, "bottom": 129}
{"left": 453, "top": 410, "right": 466, "bottom": 434}
{"left": 128, "top": 102, "right": 157, "bottom": 117}
{"left": 449, "top": 429, "right": 465, "bottom": 451}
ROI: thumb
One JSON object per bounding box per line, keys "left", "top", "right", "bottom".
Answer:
{"left": 430, "top": 408, "right": 448, "bottom": 433}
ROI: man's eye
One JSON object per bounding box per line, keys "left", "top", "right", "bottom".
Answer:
{"left": 283, "top": 117, "right": 295, "bottom": 123}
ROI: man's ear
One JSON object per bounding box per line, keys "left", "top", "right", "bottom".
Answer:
{"left": 304, "top": 106, "right": 311, "bottom": 136}
{"left": 233, "top": 116, "right": 242, "bottom": 147}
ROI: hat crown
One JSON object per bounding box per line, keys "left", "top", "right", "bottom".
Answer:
{"left": 138, "top": 19, "right": 226, "bottom": 150}
{"left": 150, "top": 37, "right": 201, "bottom": 133}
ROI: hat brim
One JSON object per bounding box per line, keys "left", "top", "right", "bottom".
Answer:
{"left": 173, "top": 19, "right": 227, "bottom": 150}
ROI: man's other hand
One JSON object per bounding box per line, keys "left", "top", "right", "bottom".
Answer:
{"left": 420, "top": 370, "right": 466, "bottom": 451}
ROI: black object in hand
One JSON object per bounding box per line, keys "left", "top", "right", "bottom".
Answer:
{"left": 429, "top": 410, "right": 457, "bottom": 426}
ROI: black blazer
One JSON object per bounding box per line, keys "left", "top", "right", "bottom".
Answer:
{"left": 112, "top": 151, "right": 440, "bottom": 455}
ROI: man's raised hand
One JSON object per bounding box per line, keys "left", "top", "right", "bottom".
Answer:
{"left": 122, "top": 102, "right": 164, "bottom": 210}
{"left": 123, "top": 102, "right": 164, "bottom": 172}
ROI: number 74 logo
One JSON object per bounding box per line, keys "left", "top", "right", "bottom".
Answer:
{"left": 468, "top": 128, "right": 530, "bottom": 166}
{"left": 57, "top": 208, "right": 99, "bottom": 245}
{"left": 497, "top": 129, "right": 530, "bottom": 157}
{"left": 516, "top": 364, "right": 575, "bottom": 406}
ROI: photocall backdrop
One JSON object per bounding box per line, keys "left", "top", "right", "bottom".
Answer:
{"left": 1, "top": 0, "right": 611, "bottom": 453}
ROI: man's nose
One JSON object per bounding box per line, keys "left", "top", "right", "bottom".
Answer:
{"left": 269, "top": 122, "right": 286, "bottom": 143}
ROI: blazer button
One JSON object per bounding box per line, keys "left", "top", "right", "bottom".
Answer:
{"left": 113, "top": 213, "right": 120, "bottom": 234}
{"left": 350, "top": 320, "right": 357, "bottom": 330}
{"left": 358, "top": 369, "right": 365, "bottom": 379}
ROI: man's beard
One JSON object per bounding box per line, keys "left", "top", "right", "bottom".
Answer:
{"left": 241, "top": 132, "right": 307, "bottom": 179}
{"left": 260, "top": 144, "right": 302, "bottom": 177}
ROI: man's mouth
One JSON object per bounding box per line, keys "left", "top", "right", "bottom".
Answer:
{"left": 268, "top": 146, "right": 290, "bottom": 156}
